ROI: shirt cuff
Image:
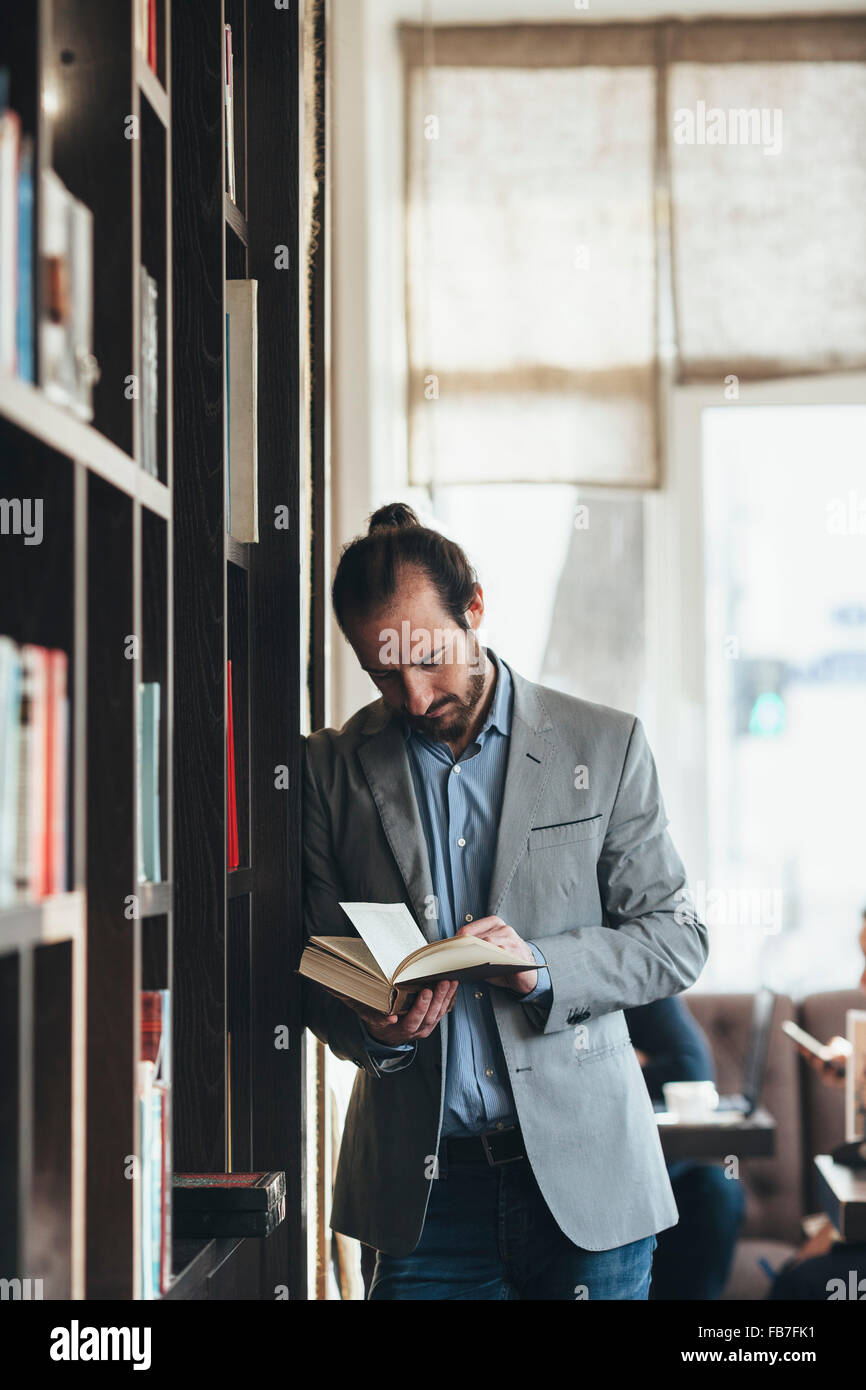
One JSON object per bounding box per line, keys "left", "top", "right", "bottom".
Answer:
{"left": 519, "top": 941, "right": 553, "bottom": 1005}
{"left": 359, "top": 1019, "right": 416, "bottom": 1066}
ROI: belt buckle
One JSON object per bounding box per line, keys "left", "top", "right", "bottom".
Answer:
{"left": 480, "top": 1126, "right": 523, "bottom": 1167}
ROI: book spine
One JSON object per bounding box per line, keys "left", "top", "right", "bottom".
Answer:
{"left": 16, "top": 135, "right": 34, "bottom": 383}
{"left": 138, "top": 682, "right": 161, "bottom": 882}
{"left": 148, "top": 0, "right": 157, "bottom": 74}
{"left": 0, "top": 109, "right": 20, "bottom": 374}
{"left": 0, "top": 641, "right": 22, "bottom": 906}
{"left": 138, "top": 1060, "right": 155, "bottom": 1300}
{"left": 150, "top": 1085, "right": 163, "bottom": 1297}
{"left": 51, "top": 652, "right": 69, "bottom": 894}
{"left": 225, "top": 281, "right": 259, "bottom": 543}
{"left": 225, "top": 25, "right": 235, "bottom": 202}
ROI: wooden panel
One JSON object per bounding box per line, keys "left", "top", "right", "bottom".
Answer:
{"left": 0, "top": 954, "right": 20, "bottom": 1277}
{"left": 171, "top": 0, "right": 228, "bottom": 1175}
{"left": 85, "top": 474, "right": 135, "bottom": 1299}
{"left": 30, "top": 940, "right": 72, "bottom": 1298}
{"left": 206, "top": 1233, "right": 260, "bottom": 1300}
{"left": 246, "top": 0, "right": 305, "bottom": 1302}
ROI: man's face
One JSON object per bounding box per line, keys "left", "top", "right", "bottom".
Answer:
{"left": 346, "top": 568, "right": 489, "bottom": 742}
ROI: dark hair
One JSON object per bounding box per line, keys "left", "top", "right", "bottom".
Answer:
{"left": 331, "top": 503, "right": 478, "bottom": 634}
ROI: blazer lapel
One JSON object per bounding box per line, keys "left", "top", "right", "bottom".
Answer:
{"left": 357, "top": 708, "right": 439, "bottom": 945}
{"left": 487, "top": 666, "right": 556, "bottom": 917}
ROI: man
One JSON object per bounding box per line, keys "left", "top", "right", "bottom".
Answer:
{"left": 627, "top": 996, "right": 746, "bottom": 1300}
{"left": 303, "top": 503, "right": 708, "bottom": 1300}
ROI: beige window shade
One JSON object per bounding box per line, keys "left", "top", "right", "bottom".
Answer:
{"left": 668, "top": 20, "right": 866, "bottom": 382}
{"left": 403, "top": 19, "right": 866, "bottom": 488}
{"left": 403, "top": 25, "right": 660, "bottom": 488}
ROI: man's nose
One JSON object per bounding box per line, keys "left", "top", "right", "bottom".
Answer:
{"left": 400, "top": 669, "right": 434, "bottom": 716}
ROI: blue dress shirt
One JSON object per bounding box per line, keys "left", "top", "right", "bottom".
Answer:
{"left": 361, "top": 652, "right": 552, "bottom": 1137}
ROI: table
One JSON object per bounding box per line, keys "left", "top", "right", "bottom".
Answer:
{"left": 814, "top": 1154, "right": 866, "bottom": 1242}
{"left": 655, "top": 1106, "right": 776, "bottom": 1161}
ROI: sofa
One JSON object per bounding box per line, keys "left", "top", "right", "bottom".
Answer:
{"left": 685, "top": 989, "right": 864, "bottom": 1300}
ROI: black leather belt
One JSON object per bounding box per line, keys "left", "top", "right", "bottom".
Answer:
{"left": 445, "top": 1124, "right": 527, "bottom": 1167}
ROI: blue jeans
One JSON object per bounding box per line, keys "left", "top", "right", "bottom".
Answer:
{"left": 367, "top": 1156, "right": 656, "bottom": 1300}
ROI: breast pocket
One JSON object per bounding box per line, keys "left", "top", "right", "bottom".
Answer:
{"left": 528, "top": 814, "right": 603, "bottom": 851}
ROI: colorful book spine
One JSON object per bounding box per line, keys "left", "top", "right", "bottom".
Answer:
{"left": 0, "top": 638, "right": 22, "bottom": 906}
{"left": 0, "top": 98, "right": 20, "bottom": 374}
{"left": 16, "top": 135, "right": 34, "bottom": 382}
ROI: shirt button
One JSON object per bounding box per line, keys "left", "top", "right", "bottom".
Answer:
{"left": 457, "top": 837, "right": 466, "bottom": 847}
{"left": 474, "top": 990, "right": 483, "bottom": 1000}
{"left": 452, "top": 764, "right": 461, "bottom": 775}
{"left": 496, "top": 1121, "right": 505, "bottom": 1130}
{"left": 464, "top": 913, "right": 473, "bottom": 922}
{"left": 485, "top": 1067, "right": 494, "bottom": 1077}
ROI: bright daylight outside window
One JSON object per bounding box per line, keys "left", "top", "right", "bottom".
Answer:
{"left": 702, "top": 404, "right": 866, "bottom": 997}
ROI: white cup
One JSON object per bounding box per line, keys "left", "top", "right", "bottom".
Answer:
{"left": 662, "top": 1080, "right": 719, "bottom": 1120}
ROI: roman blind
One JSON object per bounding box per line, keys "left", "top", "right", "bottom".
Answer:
{"left": 402, "top": 19, "right": 866, "bottom": 488}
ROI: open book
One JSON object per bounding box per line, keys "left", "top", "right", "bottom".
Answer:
{"left": 298, "top": 901, "right": 537, "bottom": 1016}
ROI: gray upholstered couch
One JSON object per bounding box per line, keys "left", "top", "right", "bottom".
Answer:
{"left": 685, "top": 989, "right": 863, "bottom": 1300}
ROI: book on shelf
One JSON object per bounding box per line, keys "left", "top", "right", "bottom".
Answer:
{"left": 225, "top": 280, "right": 259, "bottom": 542}
{"left": 298, "top": 901, "right": 532, "bottom": 1016}
{"left": 39, "top": 167, "right": 100, "bottom": 419}
{"left": 226, "top": 661, "right": 239, "bottom": 871}
{"left": 0, "top": 72, "right": 35, "bottom": 383}
{"left": 225, "top": 308, "right": 231, "bottom": 531}
{"left": 138, "top": 266, "right": 159, "bottom": 477}
{"left": 225, "top": 25, "right": 236, "bottom": 203}
{"left": 134, "top": 0, "right": 158, "bottom": 75}
{"left": 140, "top": 990, "right": 172, "bottom": 1296}
{"left": 172, "top": 1171, "right": 286, "bottom": 1238}
{"left": 136, "top": 681, "right": 161, "bottom": 883}
{"left": 0, "top": 637, "right": 69, "bottom": 908}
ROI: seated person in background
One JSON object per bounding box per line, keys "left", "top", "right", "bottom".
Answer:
{"left": 627, "top": 996, "right": 746, "bottom": 1300}
{"left": 767, "top": 910, "right": 866, "bottom": 1300}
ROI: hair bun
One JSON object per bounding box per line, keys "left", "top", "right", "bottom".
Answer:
{"left": 367, "top": 502, "right": 422, "bottom": 534}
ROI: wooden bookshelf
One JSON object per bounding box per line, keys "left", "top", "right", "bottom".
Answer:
{"left": 2, "top": 0, "right": 307, "bottom": 1300}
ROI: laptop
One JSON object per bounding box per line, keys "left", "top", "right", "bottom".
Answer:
{"left": 653, "top": 986, "right": 776, "bottom": 1120}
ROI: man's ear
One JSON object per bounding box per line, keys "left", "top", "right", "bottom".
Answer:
{"left": 465, "top": 585, "right": 485, "bottom": 630}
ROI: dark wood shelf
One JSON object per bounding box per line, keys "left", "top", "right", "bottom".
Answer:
{"left": 3, "top": 0, "right": 306, "bottom": 1305}
{"left": 0, "top": 375, "right": 171, "bottom": 517}
{"left": 162, "top": 1235, "right": 244, "bottom": 1300}
{"left": 227, "top": 866, "right": 254, "bottom": 898}
{"left": 0, "top": 892, "right": 85, "bottom": 956}
{"left": 224, "top": 193, "right": 248, "bottom": 247}
{"left": 225, "top": 534, "right": 251, "bottom": 570}
{"left": 135, "top": 52, "right": 169, "bottom": 128}
{"left": 138, "top": 881, "right": 173, "bottom": 918}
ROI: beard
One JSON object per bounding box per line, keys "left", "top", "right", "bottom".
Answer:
{"left": 402, "top": 668, "right": 488, "bottom": 742}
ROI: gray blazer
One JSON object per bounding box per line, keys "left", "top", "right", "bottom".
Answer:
{"left": 302, "top": 659, "right": 708, "bottom": 1255}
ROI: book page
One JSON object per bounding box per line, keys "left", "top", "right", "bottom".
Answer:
{"left": 339, "top": 901, "right": 427, "bottom": 982}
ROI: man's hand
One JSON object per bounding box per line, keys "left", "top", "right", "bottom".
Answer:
{"left": 455, "top": 916, "right": 538, "bottom": 995}
{"left": 332, "top": 979, "right": 459, "bottom": 1045}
